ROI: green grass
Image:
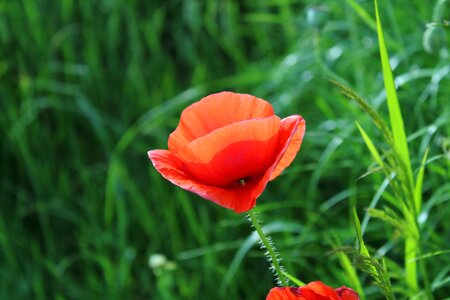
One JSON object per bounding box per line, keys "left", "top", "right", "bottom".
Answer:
{"left": 1, "top": 0, "right": 449, "bottom": 299}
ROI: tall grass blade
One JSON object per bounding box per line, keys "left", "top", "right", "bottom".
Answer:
{"left": 374, "top": 0, "right": 418, "bottom": 291}
{"left": 373, "top": 0, "right": 413, "bottom": 185}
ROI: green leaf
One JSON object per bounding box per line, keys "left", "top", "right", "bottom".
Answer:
{"left": 368, "top": 208, "right": 413, "bottom": 238}
{"left": 374, "top": 2, "right": 419, "bottom": 290}
{"left": 352, "top": 208, "right": 370, "bottom": 257}
{"left": 374, "top": 0, "right": 413, "bottom": 185}
{"left": 345, "top": 0, "right": 377, "bottom": 31}
{"left": 414, "top": 148, "right": 429, "bottom": 213}
{"left": 281, "top": 271, "right": 306, "bottom": 287}
{"left": 355, "top": 121, "right": 384, "bottom": 168}
{"left": 333, "top": 242, "right": 366, "bottom": 300}
{"left": 336, "top": 248, "right": 396, "bottom": 300}
{"left": 330, "top": 79, "right": 393, "bottom": 146}
{"left": 408, "top": 249, "right": 450, "bottom": 262}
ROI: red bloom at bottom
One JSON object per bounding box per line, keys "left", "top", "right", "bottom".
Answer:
{"left": 266, "top": 281, "right": 359, "bottom": 300}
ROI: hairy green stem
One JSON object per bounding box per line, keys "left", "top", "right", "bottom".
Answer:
{"left": 247, "top": 209, "right": 288, "bottom": 286}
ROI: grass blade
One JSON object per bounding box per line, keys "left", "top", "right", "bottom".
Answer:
{"left": 374, "top": 0, "right": 418, "bottom": 291}
{"left": 414, "top": 148, "right": 429, "bottom": 213}
{"left": 332, "top": 241, "right": 366, "bottom": 300}
{"left": 352, "top": 208, "right": 397, "bottom": 299}
{"left": 330, "top": 79, "right": 393, "bottom": 145}
{"left": 373, "top": 0, "right": 413, "bottom": 184}
{"left": 281, "top": 271, "right": 305, "bottom": 287}
{"left": 353, "top": 208, "right": 370, "bottom": 257}
{"left": 345, "top": 0, "right": 377, "bottom": 31}
{"left": 355, "top": 121, "right": 384, "bottom": 168}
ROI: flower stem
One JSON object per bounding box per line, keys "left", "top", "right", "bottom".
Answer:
{"left": 247, "top": 209, "right": 288, "bottom": 286}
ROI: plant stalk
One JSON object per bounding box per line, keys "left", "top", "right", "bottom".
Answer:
{"left": 247, "top": 209, "right": 288, "bottom": 286}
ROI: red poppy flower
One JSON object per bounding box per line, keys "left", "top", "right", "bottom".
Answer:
{"left": 148, "top": 91, "right": 305, "bottom": 213}
{"left": 266, "top": 281, "right": 359, "bottom": 300}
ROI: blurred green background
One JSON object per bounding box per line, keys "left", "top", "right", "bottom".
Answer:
{"left": 1, "top": 0, "right": 449, "bottom": 299}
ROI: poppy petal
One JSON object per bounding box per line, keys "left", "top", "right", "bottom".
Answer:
{"left": 176, "top": 116, "right": 281, "bottom": 187}
{"left": 168, "top": 91, "right": 274, "bottom": 154}
{"left": 335, "top": 287, "right": 359, "bottom": 300}
{"left": 301, "top": 281, "right": 340, "bottom": 300}
{"left": 148, "top": 149, "right": 275, "bottom": 212}
{"left": 266, "top": 287, "right": 305, "bottom": 300}
{"left": 270, "top": 115, "right": 306, "bottom": 181}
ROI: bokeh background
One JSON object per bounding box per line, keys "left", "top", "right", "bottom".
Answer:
{"left": 1, "top": 0, "right": 449, "bottom": 299}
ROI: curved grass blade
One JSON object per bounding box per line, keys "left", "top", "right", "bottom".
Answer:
{"left": 353, "top": 208, "right": 370, "bottom": 258}
{"left": 414, "top": 148, "right": 429, "bottom": 213}
{"left": 355, "top": 121, "right": 385, "bottom": 168}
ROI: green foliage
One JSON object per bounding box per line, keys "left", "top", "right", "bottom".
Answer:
{"left": 334, "top": 209, "right": 395, "bottom": 299}
{"left": 341, "top": 247, "right": 396, "bottom": 300}
{"left": 1, "top": 0, "right": 449, "bottom": 299}
{"left": 368, "top": 208, "right": 414, "bottom": 238}
{"left": 355, "top": 121, "right": 385, "bottom": 168}
{"left": 332, "top": 0, "right": 449, "bottom": 298}
{"left": 374, "top": 0, "right": 413, "bottom": 187}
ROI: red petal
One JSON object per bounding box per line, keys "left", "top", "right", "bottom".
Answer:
{"left": 176, "top": 116, "right": 281, "bottom": 186}
{"left": 266, "top": 287, "right": 306, "bottom": 300}
{"left": 270, "top": 115, "right": 306, "bottom": 180}
{"left": 335, "top": 287, "right": 359, "bottom": 300}
{"left": 301, "top": 281, "right": 340, "bottom": 300}
{"left": 266, "top": 284, "right": 359, "bottom": 300}
{"left": 168, "top": 92, "right": 274, "bottom": 154}
{"left": 148, "top": 149, "right": 275, "bottom": 212}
